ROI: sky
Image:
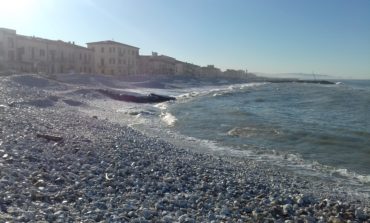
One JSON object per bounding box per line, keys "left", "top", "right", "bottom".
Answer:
{"left": 0, "top": 0, "right": 369, "bottom": 79}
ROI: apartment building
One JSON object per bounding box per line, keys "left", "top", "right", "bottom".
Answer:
{"left": 138, "top": 52, "right": 178, "bottom": 75}
{"left": 0, "top": 28, "right": 17, "bottom": 71}
{"left": 87, "top": 40, "right": 139, "bottom": 75}
{"left": 201, "top": 65, "right": 222, "bottom": 77}
{"left": 0, "top": 28, "right": 93, "bottom": 74}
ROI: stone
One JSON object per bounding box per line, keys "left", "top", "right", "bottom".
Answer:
{"left": 328, "top": 216, "right": 344, "bottom": 223}
{"left": 283, "top": 204, "right": 293, "bottom": 215}
{"left": 355, "top": 208, "right": 368, "bottom": 221}
{"left": 142, "top": 209, "right": 154, "bottom": 220}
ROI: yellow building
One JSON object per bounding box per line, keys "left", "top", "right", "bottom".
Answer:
{"left": 87, "top": 40, "right": 139, "bottom": 75}
{"left": 0, "top": 28, "right": 94, "bottom": 74}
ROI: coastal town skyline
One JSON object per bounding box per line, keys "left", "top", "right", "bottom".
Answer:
{"left": 1, "top": 27, "right": 252, "bottom": 78}
{"left": 0, "top": 0, "right": 369, "bottom": 79}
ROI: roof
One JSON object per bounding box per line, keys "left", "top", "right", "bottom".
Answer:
{"left": 86, "top": 40, "right": 139, "bottom": 49}
{"left": 17, "top": 34, "right": 92, "bottom": 51}
{"left": 0, "top": 27, "right": 16, "bottom": 34}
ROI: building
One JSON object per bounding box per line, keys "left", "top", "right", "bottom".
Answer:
{"left": 170, "top": 61, "right": 201, "bottom": 76}
{"left": 0, "top": 28, "right": 93, "bottom": 74}
{"left": 222, "top": 69, "right": 257, "bottom": 79}
{"left": 200, "top": 65, "right": 222, "bottom": 77}
{"left": 1, "top": 27, "right": 253, "bottom": 79}
{"left": 87, "top": 40, "right": 139, "bottom": 75}
{"left": 174, "top": 61, "right": 184, "bottom": 75}
{"left": 0, "top": 28, "right": 17, "bottom": 71}
{"left": 138, "top": 52, "right": 177, "bottom": 75}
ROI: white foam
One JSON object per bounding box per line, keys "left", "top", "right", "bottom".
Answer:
{"left": 160, "top": 112, "right": 178, "bottom": 126}
{"left": 174, "top": 82, "right": 267, "bottom": 103}
{"left": 154, "top": 101, "right": 170, "bottom": 110}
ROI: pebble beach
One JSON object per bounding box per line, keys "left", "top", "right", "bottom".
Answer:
{"left": 0, "top": 74, "right": 369, "bottom": 222}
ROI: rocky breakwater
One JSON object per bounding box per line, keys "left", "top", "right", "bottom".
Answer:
{"left": 0, "top": 74, "right": 369, "bottom": 222}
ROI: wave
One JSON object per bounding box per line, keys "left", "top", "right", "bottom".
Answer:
{"left": 178, "top": 134, "right": 370, "bottom": 189}
{"left": 227, "top": 126, "right": 280, "bottom": 138}
{"left": 175, "top": 82, "right": 268, "bottom": 101}
{"left": 131, "top": 80, "right": 370, "bottom": 192}
{"left": 160, "top": 112, "right": 178, "bottom": 126}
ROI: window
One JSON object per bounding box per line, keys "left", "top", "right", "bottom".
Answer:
{"left": 50, "top": 50, "right": 56, "bottom": 61}
{"left": 101, "top": 58, "right": 104, "bottom": 66}
{"left": 118, "top": 59, "right": 121, "bottom": 64}
{"left": 0, "top": 42, "right": 4, "bottom": 56}
{"left": 109, "top": 47, "right": 112, "bottom": 53}
{"left": 8, "top": 50, "right": 15, "bottom": 61}
{"left": 40, "top": 49, "right": 45, "bottom": 57}
{"left": 113, "top": 47, "right": 115, "bottom": 53}
{"left": 101, "top": 47, "right": 104, "bottom": 53}
{"left": 92, "top": 47, "right": 95, "bottom": 52}
{"left": 31, "top": 48, "right": 35, "bottom": 59}
{"left": 112, "top": 58, "right": 115, "bottom": 64}
{"left": 79, "top": 53, "right": 82, "bottom": 60}
{"left": 8, "top": 38, "right": 14, "bottom": 48}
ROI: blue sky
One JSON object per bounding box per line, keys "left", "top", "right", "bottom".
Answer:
{"left": 1, "top": 0, "right": 369, "bottom": 78}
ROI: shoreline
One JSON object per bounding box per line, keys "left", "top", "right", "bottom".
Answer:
{"left": 1, "top": 73, "right": 369, "bottom": 222}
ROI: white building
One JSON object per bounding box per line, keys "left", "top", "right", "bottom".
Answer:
{"left": 87, "top": 40, "right": 139, "bottom": 75}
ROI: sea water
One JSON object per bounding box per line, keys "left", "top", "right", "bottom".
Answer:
{"left": 150, "top": 80, "right": 370, "bottom": 185}
{"left": 128, "top": 80, "right": 370, "bottom": 193}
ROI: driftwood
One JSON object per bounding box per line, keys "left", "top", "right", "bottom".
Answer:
{"left": 36, "top": 133, "right": 63, "bottom": 142}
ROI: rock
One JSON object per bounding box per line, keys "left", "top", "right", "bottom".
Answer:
{"left": 31, "top": 190, "right": 50, "bottom": 202}
{"left": 162, "top": 215, "right": 174, "bottom": 223}
{"left": 34, "top": 179, "right": 46, "bottom": 187}
{"left": 328, "top": 216, "right": 344, "bottom": 223}
{"left": 95, "top": 202, "right": 108, "bottom": 210}
{"left": 283, "top": 204, "right": 293, "bottom": 215}
{"left": 355, "top": 208, "right": 368, "bottom": 221}
{"left": 178, "top": 214, "right": 189, "bottom": 222}
{"left": 142, "top": 209, "right": 154, "bottom": 220}
{"left": 127, "top": 211, "right": 136, "bottom": 218}
{"left": 220, "top": 206, "right": 231, "bottom": 216}
{"left": 208, "top": 212, "right": 216, "bottom": 221}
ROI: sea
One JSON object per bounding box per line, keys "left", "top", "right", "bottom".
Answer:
{"left": 109, "top": 78, "right": 370, "bottom": 195}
